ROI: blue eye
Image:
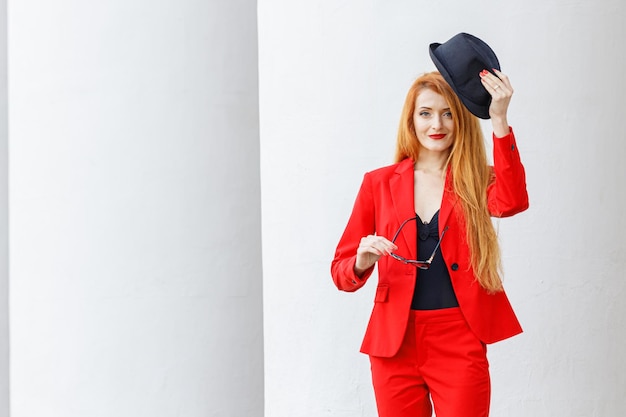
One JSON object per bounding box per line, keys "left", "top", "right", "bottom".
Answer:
{"left": 443, "top": 112, "right": 452, "bottom": 118}
{"left": 419, "top": 111, "right": 430, "bottom": 117}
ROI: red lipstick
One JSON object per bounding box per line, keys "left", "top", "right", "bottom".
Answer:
{"left": 429, "top": 134, "right": 446, "bottom": 140}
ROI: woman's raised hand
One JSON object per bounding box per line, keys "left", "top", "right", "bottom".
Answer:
{"left": 480, "top": 68, "right": 513, "bottom": 137}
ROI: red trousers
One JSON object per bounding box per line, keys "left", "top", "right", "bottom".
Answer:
{"left": 369, "top": 307, "right": 491, "bottom": 417}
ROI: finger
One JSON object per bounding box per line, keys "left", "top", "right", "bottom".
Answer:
{"left": 364, "top": 235, "right": 397, "bottom": 249}
{"left": 358, "top": 240, "right": 383, "bottom": 256}
{"left": 489, "top": 71, "right": 514, "bottom": 98}
{"left": 479, "top": 71, "right": 501, "bottom": 88}
{"left": 360, "top": 237, "right": 397, "bottom": 255}
{"left": 481, "top": 77, "right": 510, "bottom": 99}
{"left": 375, "top": 237, "right": 398, "bottom": 254}
{"left": 367, "top": 241, "right": 395, "bottom": 256}
{"left": 480, "top": 78, "right": 502, "bottom": 96}
{"left": 479, "top": 70, "right": 501, "bottom": 93}
{"left": 492, "top": 69, "right": 513, "bottom": 91}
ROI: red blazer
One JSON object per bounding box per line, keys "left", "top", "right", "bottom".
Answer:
{"left": 331, "top": 129, "right": 529, "bottom": 358}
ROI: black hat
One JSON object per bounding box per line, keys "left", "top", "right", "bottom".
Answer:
{"left": 429, "top": 33, "right": 500, "bottom": 119}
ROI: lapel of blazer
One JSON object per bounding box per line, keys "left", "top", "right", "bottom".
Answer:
{"left": 389, "top": 162, "right": 459, "bottom": 260}
{"left": 389, "top": 159, "right": 417, "bottom": 260}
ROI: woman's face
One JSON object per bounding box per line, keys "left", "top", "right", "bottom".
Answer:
{"left": 413, "top": 89, "right": 455, "bottom": 154}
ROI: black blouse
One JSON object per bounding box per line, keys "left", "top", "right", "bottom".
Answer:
{"left": 411, "top": 210, "right": 459, "bottom": 310}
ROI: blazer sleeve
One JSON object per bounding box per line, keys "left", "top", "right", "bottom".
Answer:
{"left": 331, "top": 172, "right": 377, "bottom": 292}
{"left": 487, "top": 127, "right": 530, "bottom": 217}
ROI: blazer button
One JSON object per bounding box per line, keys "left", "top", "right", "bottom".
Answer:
{"left": 351, "top": 280, "right": 357, "bottom": 284}
{"left": 451, "top": 263, "right": 459, "bottom": 271}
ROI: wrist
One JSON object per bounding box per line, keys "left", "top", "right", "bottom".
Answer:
{"left": 354, "top": 263, "right": 370, "bottom": 277}
{"left": 354, "top": 258, "right": 374, "bottom": 278}
{"left": 491, "top": 117, "right": 509, "bottom": 138}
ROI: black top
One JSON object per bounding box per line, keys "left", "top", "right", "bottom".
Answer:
{"left": 410, "top": 210, "right": 459, "bottom": 310}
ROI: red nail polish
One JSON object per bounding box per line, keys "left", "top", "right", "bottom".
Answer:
{"left": 480, "top": 69, "right": 489, "bottom": 76}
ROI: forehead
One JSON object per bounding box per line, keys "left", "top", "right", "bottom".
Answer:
{"left": 415, "top": 88, "right": 449, "bottom": 108}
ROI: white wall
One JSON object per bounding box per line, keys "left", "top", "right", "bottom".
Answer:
{"left": 0, "top": 0, "right": 8, "bottom": 413}
{"left": 9, "top": 1, "right": 263, "bottom": 416}
{"left": 260, "top": 1, "right": 626, "bottom": 416}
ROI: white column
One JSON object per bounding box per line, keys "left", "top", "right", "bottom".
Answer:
{"left": 9, "top": 1, "right": 262, "bottom": 416}
{"left": 259, "top": 1, "right": 626, "bottom": 416}
{"left": 0, "top": 0, "right": 8, "bottom": 413}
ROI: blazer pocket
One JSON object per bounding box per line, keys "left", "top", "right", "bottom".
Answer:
{"left": 374, "top": 285, "right": 389, "bottom": 303}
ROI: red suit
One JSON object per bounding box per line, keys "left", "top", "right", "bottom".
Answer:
{"left": 331, "top": 129, "right": 529, "bottom": 358}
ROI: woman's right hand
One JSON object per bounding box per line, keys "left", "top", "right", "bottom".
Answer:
{"left": 354, "top": 235, "right": 398, "bottom": 276}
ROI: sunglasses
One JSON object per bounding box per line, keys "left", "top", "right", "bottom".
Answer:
{"left": 389, "top": 216, "right": 448, "bottom": 270}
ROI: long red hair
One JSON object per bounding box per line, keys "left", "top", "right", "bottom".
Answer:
{"left": 395, "top": 72, "right": 503, "bottom": 293}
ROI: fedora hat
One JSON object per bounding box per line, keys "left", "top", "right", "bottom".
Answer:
{"left": 429, "top": 33, "right": 500, "bottom": 119}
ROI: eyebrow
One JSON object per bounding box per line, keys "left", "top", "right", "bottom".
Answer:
{"left": 418, "top": 106, "right": 451, "bottom": 111}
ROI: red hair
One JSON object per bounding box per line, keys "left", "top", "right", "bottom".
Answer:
{"left": 395, "top": 72, "right": 503, "bottom": 292}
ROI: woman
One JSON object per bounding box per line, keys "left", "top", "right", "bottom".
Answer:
{"left": 330, "top": 69, "right": 528, "bottom": 417}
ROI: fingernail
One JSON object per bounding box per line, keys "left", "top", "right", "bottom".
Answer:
{"left": 480, "top": 69, "right": 489, "bottom": 76}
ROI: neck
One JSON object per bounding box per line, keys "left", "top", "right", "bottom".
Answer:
{"left": 414, "top": 149, "right": 449, "bottom": 173}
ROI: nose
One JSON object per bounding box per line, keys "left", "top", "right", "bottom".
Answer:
{"left": 431, "top": 114, "right": 443, "bottom": 129}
